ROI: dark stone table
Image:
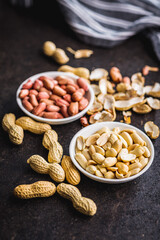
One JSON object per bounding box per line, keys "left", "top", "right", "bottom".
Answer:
{"left": 0, "top": 1, "right": 159, "bottom": 240}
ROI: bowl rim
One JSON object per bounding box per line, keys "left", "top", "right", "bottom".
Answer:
{"left": 16, "top": 71, "right": 95, "bottom": 124}
{"left": 69, "top": 122, "right": 154, "bottom": 184}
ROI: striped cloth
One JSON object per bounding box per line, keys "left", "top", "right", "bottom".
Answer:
{"left": 10, "top": 0, "right": 160, "bottom": 60}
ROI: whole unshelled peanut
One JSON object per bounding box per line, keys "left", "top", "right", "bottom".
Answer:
{"left": 27, "top": 155, "right": 65, "bottom": 182}
{"left": 14, "top": 181, "right": 56, "bottom": 199}
{"left": 2, "top": 113, "right": 24, "bottom": 145}
{"left": 61, "top": 155, "right": 81, "bottom": 185}
{"left": 42, "top": 130, "right": 63, "bottom": 163}
{"left": 53, "top": 48, "right": 69, "bottom": 65}
{"left": 58, "top": 65, "right": 90, "bottom": 79}
{"left": 57, "top": 183, "right": 97, "bottom": 216}
{"left": 16, "top": 116, "right": 51, "bottom": 134}
{"left": 110, "top": 67, "right": 122, "bottom": 82}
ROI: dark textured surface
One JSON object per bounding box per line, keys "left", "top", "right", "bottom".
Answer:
{"left": 0, "top": 1, "right": 160, "bottom": 240}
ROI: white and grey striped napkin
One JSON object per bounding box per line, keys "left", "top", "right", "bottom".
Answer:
{"left": 10, "top": 0, "right": 160, "bottom": 60}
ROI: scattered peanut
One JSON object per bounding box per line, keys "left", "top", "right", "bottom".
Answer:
{"left": 16, "top": 116, "right": 51, "bottom": 134}
{"left": 61, "top": 155, "right": 81, "bottom": 185}
{"left": 43, "top": 130, "right": 63, "bottom": 163}
{"left": 2, "top": 113, "right": 24, "bottom": 145}
{"left": 14, "top": 181, "right": 56, "bottom": 199}
{"left": 27, "top": 155, "right": 65, "bottom": 182}
{"left": 57, "top": 183, "right": 97, "bottom": 216}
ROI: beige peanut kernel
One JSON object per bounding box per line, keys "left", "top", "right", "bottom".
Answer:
{"left": 120, "top": 132, "right": 133, "bottom": 146}
{"left": 16, "top": 116, "right": 51, "bottom": 134}
{"left": 57, "top": 183, "right": 97, "bottom": 216}
{"left": 104, "top": 171, "right": 115, "bottom": 179}
{"left": 82, "top": 149, "right": 91, "bottom": 161}
{"left": 94, "top": 145, "right": 105, "bottom": 156}
{"left": 105, "top": 148, "right": 117, "bottom": 157}
{"left": 61, "top": 155, "right": 80, "bottom": 185}
{"left": 102, "top": 157, "right": 117, "bottom": 167}
{"left": 85, "top": 134, "right": 100, "bottom": 146}
{"left": 2, "top": 113, "right": 24, "bottom": 145}
{"left": 27, "top": 155, "right": 65, "bottom": 182}
{"left": 75, "top": 153, "right": 88, "bottom": 169}
{"left": 86, "top": 165, "right": 97, "bottom": 175}
{"left": 92, "top": 153, "right": 105, "bottom": 164}
{"left": 76, "top": 136, "right": 85, "bottom": 151}
{"left": 112, "top": 139, "right": 122, "bottom": 153}
{"left": 14, "top": 181, "right": 56, "bottom": 199}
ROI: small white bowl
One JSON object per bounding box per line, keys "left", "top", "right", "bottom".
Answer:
{"left": 16, "top": 71, "right": 94, "bottom": 125}
{"left": 69, "top": 122, "right": 154, "bottom": 184}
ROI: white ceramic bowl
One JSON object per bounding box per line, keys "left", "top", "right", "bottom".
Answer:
{"left": 16, "top": 71, "right": 94, "bottom": 125}
{"left": 69, "top": 122, "right": 154, "bottom": 184}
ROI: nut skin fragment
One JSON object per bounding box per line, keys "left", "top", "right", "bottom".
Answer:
{"left": 14, "top": 181, "right": 56, "bottom": 199}
{"left": 57, "top": 183, "right": 97, "bottom": 216}
{"left": 16, "top": 116, "right": 51, "bottom": 134}
{"left": 61, "top": 155, "right": 80, "bottom": 185}
{"left": 2, "top": 113, "right": 24, "bottom": 145}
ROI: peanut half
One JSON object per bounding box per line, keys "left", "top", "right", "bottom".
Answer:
{"left": 61, "top": 155, "right": 81, "bottom": 185}
{"left": 2, "top": 113, "right": 24, "bottom": 145}
{"left": 14, "top": 181, "right": 56, "bottom": 199}
{"left": 27, "top": 155, "right": 65, "bottom": 182}
{"left": 57, "top": 183, "right": 97, "bottom": 216}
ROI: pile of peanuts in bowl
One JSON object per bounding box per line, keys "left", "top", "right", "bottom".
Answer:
{"left": 18, "top": 75, "right": 90, "bottom": 119}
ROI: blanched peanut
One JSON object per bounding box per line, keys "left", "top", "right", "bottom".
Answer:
{"left": 96, "top": 133, "right": 110, "bottom": 146}
{"left": 105, "top": 148, "right": 117, "bottom": 157}
{"left": 130, "top": 146, "right": 145, "bottom": 157}
{"left": 128, "top": 162, "right": 142, "bottom": 171}
{"left": 143, "top": 146, "right": 151, "bottom": 158}
{"left": 102, "top": 157, "right": 117, "bottom": 167}
{"left": 112, "top": 139, "right": 122, "bottom": 153}
{"left": 104, "top": 171, "right": 115, "bottom": 179}
{"left": 131, "top": 133, "right": 146, "bottom": 146}
{"left": 95, "top": 169, "right": 103, "bottom": 177}
{"left": 92, "top": 153, "right": 105, "bottom": 164}
{"left": 108, "top": 133, "right": 118, "bottom": 144}
{"left": 139, "top": 156, "right": 149, "bottom": 169}
{"left": 82, "top": 149, "right": 91, "bottom": 160}
{"left": 120, "top": 132, "right": 133, "bottom": 146}
{"left": 89, "top": 145, "right": 96, "bottom": 156}
{"left": 86, "top": 165, "right": 97, "bottom": 175}
{"left": 129, "top": 168, "right": 141, "bottom": 176}
{"left": 75, "top": 153, "right": 88, "bottom": 169}
{"left": 116, "top": 162, "right": 129, "bottom": 175}
{"left": 94, "top": 145, "right": 105, "bottom": 156}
